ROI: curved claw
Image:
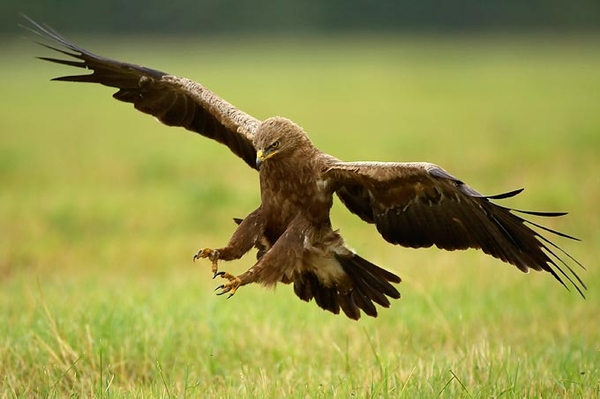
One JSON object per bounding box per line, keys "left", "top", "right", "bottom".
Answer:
{"left": 215, "top": 284, "right": 235, "bottom": 298}
{"left": 193, "top": 248, "right": 220, "bottom": 274}
{"left": 193, "top": 248, "right": 218, "bottom": 262}
{"left": 214, "top": 275, "right": 241, "bottom": 298}
{"left": 213, "top": 271, "right": 226, "bottom": 279}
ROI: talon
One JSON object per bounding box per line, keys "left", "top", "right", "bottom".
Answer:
{"left": 213, "top": 271, "right": 226, "bottom": 279}
{"left": 215, "top": 284, "right": 231, "bottom": 295}
{"left": 193, "top": 248, "right": 218, "bottom": 261}
{"left": 214, "top": 275, "right": 242, "bottom": 298}
{"left": 192, "top": 248, "right": 220, "bottom": 274}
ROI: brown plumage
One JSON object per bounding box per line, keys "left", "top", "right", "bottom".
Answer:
{"left": 24, "top": 16, "right": 586, "bottom": 320}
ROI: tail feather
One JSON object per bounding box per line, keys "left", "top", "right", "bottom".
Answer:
{"left": 293, "top": 254, "right": 401, "bottom": 320}
{"left": 350, "top": 289, "right": 378, "bottom": 317}
{"left": 337, "top": 292, "right": 361, "bottom": 320}
{"left": 344, "top": 255, "right": 402, "bottom": 299}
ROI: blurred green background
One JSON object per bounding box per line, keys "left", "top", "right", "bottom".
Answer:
{"left": 1, "top": 3, "right": 600, "bottom": 397}
{"left": 1, "top": 0, "right": 600, "bottom": 35}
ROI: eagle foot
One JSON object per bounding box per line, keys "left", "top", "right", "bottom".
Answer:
{"left": 214, "top": 272, "right": 241, "bottom": 299}
{"left": 192, "top": 248, "right": 220, "bottom": 275}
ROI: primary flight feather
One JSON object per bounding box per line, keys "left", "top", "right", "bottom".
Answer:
{"left": 23, "top": 16, "right": 586, "bottom": 319}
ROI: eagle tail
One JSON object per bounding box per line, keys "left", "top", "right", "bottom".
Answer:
{"left": 293, "top": 254, "right": 401, "bottom": 320}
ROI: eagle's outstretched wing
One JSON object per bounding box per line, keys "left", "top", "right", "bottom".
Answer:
{"left": 21, "top": 15, "right": 260, "bottom": 169}
{"left": 324, "top": 161, "right": 586, "bottom": 297}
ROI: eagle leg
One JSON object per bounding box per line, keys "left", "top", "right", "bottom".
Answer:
{"left": 192, "top": 248, "right": 220, "bottom": 276}
{"left": 193, "top": 208, "right": 265, "bottom": 278}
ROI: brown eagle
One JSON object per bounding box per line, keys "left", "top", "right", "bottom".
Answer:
{"left": 24, "top": 17, "right": 585, "bottom": 319}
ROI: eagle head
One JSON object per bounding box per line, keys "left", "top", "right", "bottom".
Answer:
{"left": 254, "top": 116, "right": 310, "bottom": 169}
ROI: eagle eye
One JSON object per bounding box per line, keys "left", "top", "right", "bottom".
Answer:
{"left": 270, "top": 140, "right": 280, "bottom": 150}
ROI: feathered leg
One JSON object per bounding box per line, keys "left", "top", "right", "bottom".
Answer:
{"left": 193, "top": 208, "right": 264, "bottom": 277}
{"left": 212, "top": 221, "right": 305, "bottom": 298}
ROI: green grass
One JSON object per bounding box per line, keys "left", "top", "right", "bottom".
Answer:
{"left": 1, "top": 34, "right": 599, "bottom": 397}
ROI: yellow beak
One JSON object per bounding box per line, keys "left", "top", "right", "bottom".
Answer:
{"left": 256, "top": 150, "right": 265, "bottom": 169}
{"left": 256, "top": 148, "right": 279, "bottom": 169}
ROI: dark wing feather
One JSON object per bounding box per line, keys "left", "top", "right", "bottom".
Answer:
{"left": 22, "top": 15, "right": 260, "bottom": 169}
{"left": 324, "top": 161, "right": 586, "bottom": 297}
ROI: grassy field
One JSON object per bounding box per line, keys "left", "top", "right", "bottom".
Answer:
{"left": 1, "top": 33, "right": 599, "bottom": 397}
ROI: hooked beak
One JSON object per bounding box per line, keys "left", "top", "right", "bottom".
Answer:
{"left": 256, "top": 150, "right": 265, "bottom": 169}
{"left": 256, "top": 149, "right": 279, "bottom": 169}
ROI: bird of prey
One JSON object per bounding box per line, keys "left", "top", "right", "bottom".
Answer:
{"left": 24, "top": 17, "right": 585, "bottom": 319}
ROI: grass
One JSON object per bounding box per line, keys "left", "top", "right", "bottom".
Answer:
{"left": 1, "top": 33, "right": 599, "bottom": 397}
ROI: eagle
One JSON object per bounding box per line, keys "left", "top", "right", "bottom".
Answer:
{"left": 24, "top": 17, "right": 585, "bottom": 320}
